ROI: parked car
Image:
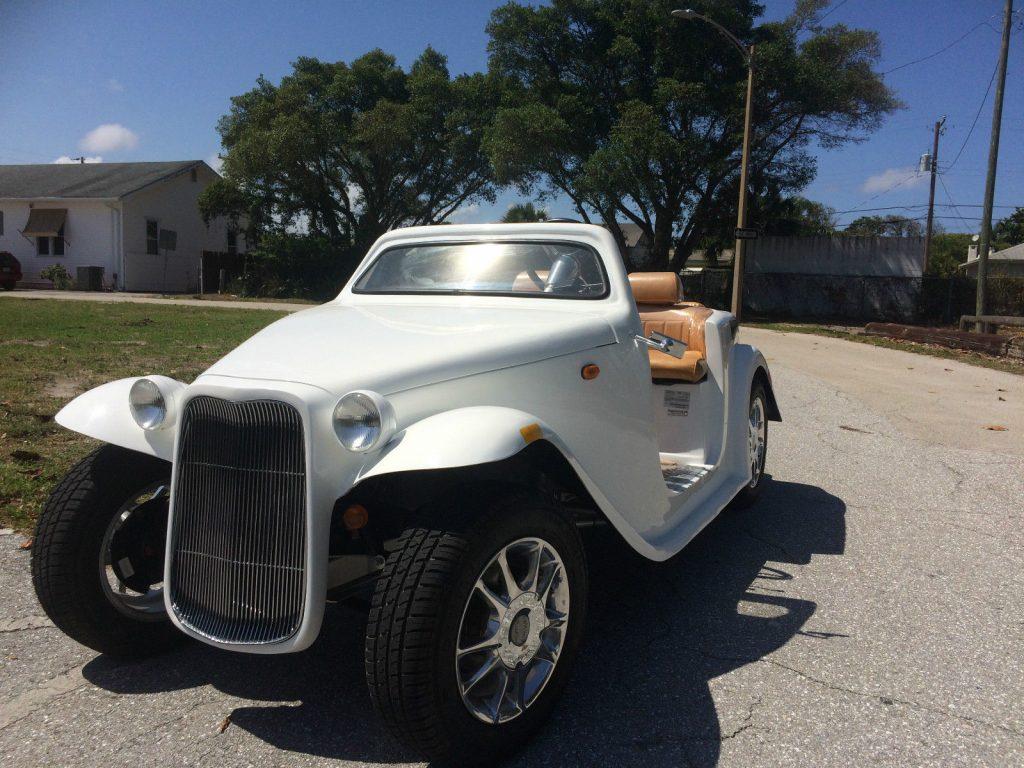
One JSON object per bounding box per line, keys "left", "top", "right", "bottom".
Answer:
{"left": 33, "top": 223, "right": 779, "bottom": 764}
{"left": 0, "top": 251, "right": 21, "bottom": 290}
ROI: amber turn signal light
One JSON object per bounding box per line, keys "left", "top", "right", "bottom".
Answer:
{"left": 343, "top": 503, "right": 369, "bottom": 531}
{"left": 581, "top": 364, "right": 600, "bottom": 380}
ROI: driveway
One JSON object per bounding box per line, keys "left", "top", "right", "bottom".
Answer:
{"left": 1, "top": 329, "right": 1021, "bottom": 767}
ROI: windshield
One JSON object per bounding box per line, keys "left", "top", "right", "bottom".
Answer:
{"left": 353, "top": 241, "right": 608, "bottom": 299}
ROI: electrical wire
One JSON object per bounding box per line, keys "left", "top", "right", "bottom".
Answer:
{"left": 818, "top": 0, "right": 851, "bottom": 23}
{"left": 936, "top": 173, "right": 975, "bottom": 232}
{"left": 943, "top": 57, "right": 1000, "bottom": 173}
{"left": 882, "top": 22, "right": 993, "bottom": 75}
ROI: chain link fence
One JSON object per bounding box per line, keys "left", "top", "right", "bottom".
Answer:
{"left": 681, "top": 270, "right": 1024, "bottom": 325}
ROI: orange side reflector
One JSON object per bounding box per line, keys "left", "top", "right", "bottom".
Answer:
{"left": 342, "top": 504, "right": 369, "bottom": 531}
{"left": 519, "top": 423, "right": 543, "bottom": 444}
{"left": 581, "top": 364, "right": 600, "bottom": 380}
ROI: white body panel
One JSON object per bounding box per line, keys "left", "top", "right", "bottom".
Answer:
{"left": 53, "top": 222, "right": 778, "bottom": 652}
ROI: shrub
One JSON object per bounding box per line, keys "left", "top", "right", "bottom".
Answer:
{"left": 229, "top": 235, "right": 361, "bottom": 301}
{"left": 40, "top": 263, "right": 72, "bottom": 290}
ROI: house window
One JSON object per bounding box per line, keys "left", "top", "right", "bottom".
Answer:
{"left": 53, "top": 226, "right": 65, "bottom": 256}
{"left": 146, "top": 220, "right": 159, "bottom": 255}
{"left": 37, "top": 236, "right": 49, "bottom": 256}
{"left": 226, "top": 228, "right": 238, "bottom": 255}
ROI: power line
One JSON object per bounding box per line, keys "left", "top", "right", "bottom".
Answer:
{"left": 834, "top": 203, "right": 1021, "bottom": 215}
{"left": 882, "top": 22, "right": 993, "bottom": 75}
{"left": 937, "top": 173, "right": 974, "bottom": 232}
{"left": 944, "top": 57, "right": 1000, "bottom": 172}
{"left": 818, "top": 0, "right": 851, "bottom": 23}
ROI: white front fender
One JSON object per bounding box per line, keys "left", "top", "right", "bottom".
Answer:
{"left": 358, "top": 406, "right": 555, "bottom": 481}
{"left": 55, "top": 377, "right": 183, "bottom": 461}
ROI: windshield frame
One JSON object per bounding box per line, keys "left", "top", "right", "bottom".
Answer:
{"left": 351, "top": 239, "right": 611, "bottom": 301}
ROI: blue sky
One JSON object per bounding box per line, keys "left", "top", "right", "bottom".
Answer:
{"left": 1, "top": 0, "right": 1021, "bottom": 232}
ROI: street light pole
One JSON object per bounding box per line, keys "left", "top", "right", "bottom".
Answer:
{"left": 672, "top": 9, "right": 754, "bottom": 320}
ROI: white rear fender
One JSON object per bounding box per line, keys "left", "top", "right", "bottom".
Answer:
{"left": 358, "top": 406, "right": 560, "bottom": 481}
{"left": 55, "top": 377, "right": 185, "bottom": 461}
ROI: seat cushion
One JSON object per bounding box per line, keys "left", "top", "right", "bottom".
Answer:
{"left": 636, "top": 305, "right": 713, "bottom": 357}
{"left": 628, "top": 272, "right": 683, "bottom": 304}
{"left": 648, "top": 349, "right": 708, "bottom": 383}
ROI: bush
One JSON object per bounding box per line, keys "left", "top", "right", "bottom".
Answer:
{"left": 40, "top": 263, "right": 72, "bottom": 290}
{"left": 229, "top": 235, "right": 361, "bottom": 301}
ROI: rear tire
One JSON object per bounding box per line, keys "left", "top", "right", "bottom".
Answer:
{"left": 365, "top": 493, "right": 587, "bottom": 765}
{"left": 731, "top": 380, "right": 769, "bottom": 509}
{"left": 31, "top": 444, "right": 185, "bottom": 657}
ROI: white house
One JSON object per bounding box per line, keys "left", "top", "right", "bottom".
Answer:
{"left": 0, "top": 161, "right": 244, "bottom": 292}
{"left": 962, "top": 242, "right": 1024, "bottom": 278}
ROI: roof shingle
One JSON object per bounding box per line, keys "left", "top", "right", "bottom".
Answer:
{"left": 0, "top": 161, "right": 200, "bottom": 199}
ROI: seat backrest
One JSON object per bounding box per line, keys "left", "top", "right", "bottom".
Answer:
{"left": 628, "top": 272, "right": 711, "bottom": 356}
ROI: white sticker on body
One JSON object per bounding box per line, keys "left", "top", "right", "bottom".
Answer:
{"left": 663, "top": 390, "right": 690, "bottom": 417}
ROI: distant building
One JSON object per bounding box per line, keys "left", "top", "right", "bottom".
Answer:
{"left": 962, "top": 242, "right": 1024, "bottom": 278}
{"left": 0, "top": 161, "right": 244, "bottom": 291}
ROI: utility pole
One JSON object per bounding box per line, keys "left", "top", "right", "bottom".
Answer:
{"left": 731, "top": 46, "right": 755, "bottom": 322}
{"left": 671, "top": 9, "right": 755, "bottom": 321}
{"left": 923, "top": 116, "right": 945, "bottom": 275}
{"left": 976, "top": 0, "right": 1014, "bottom": 327}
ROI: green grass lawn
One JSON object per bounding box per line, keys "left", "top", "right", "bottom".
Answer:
{"left": 0, "top": 299, "right": 285, "bottom": 531}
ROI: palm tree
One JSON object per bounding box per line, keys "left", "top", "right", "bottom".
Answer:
{"left": 501, "top": 202, "right": 548, "bottom": 223}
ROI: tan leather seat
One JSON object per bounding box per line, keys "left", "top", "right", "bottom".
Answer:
{"left": 629, "top": 272, "right": 711, "bottom": 383}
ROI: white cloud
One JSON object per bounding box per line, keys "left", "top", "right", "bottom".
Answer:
{"left": 53, "top": 155, "right": 102, "bottom": 164}
{"left": 107, "top": 78, "right": 124, "bottom": 93}
{"left": 449, "top": 202, "right": 482, "bottom": 223}
{"left": 79, "top": 123, "right": 138, "bottom": 154}
{"left": 206, "top": 154, "right": 224, "bottom": 174}
{"left": 861, "top": 167, "right": 925, "bottom": 194}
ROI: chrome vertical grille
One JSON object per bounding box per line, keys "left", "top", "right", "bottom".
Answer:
{"left": 169, "top": 397, "right": 307, "bottom": 645}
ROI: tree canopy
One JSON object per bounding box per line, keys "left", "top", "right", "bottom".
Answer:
{"left": 485, "top": 0, "right": 899, "bottom": 269}
{"left": 199, "top": 48, "right": 501, "bottom": 266}
{"left": 994, "top": 207, "right": 1024, "bottom": 246}
{"left": 843, "top": 214, "right": 924, "bottom": 237}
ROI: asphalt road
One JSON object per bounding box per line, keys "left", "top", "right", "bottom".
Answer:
{"left": 1, "top": 329, "right": 1022, "bottom": 767}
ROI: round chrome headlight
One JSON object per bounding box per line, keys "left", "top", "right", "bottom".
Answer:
{"left": 129, "top": 378, "right": 168, "bottom": 430}
{"left": 333, "top": 391, "right": 395, "bottom": 452}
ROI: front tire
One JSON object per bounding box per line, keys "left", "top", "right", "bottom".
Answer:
{"left": 31, "top": 444, "right": 185, "bottom": 657}
{"left": 731, "top": 380, "right": 769, "bottom": 509}
{"left": 365, "top": 494, "right": 588, "bottom": 765}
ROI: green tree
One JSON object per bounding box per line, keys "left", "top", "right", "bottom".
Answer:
{"left": 200, "top": 48, "right": 500, "bottom": 268}
{"left": 501, "top": 202, "right": 549, "bottom": 222}
{"left": 760, "top": 194, "right": 836, "bottom": 236}
{"left": 927, "top": 232, "right": 972, "bottom": 277}
{"left": 844, "top": 215, "right": 924, "bottom": 237}
{"left": 994, "top": 207, "right": 1024, "bottom": 246}
{"left": 485, "top": 0, "right": 899, "bottom": 269}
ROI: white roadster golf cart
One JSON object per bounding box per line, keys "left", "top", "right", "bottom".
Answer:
{"left": 33, "top": 223, "right": 779, "bottom": 764}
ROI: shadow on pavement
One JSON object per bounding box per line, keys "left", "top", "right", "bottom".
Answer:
{"left": 83, "top": 478, "right": 845, "bottom": 767}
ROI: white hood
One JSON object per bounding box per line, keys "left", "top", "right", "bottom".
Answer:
{"left": 201, "top": 302, "right": 618, "bottom": 395}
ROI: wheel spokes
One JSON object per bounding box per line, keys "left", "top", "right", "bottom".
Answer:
{"left": 462, "top": 651, "right": 501, "bottom": 694}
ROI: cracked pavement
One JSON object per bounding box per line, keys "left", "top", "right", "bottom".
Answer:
{"left": 1, "top": 328, "right": 1022, "bottom": 767}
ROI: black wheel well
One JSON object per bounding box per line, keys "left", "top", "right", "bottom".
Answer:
{"left": 331, "top": 440, "right": 603, "bottom": 549}
{"left": 753, "top": 365, "right": 782, "bottom": 421}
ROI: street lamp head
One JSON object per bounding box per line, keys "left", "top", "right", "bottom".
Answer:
{"left": 671, "top": 9, "right": 699, "bottom": 19}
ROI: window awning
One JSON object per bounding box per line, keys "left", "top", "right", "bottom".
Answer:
{"left": 21, "top": 208, "right": 67, "bottom": 237}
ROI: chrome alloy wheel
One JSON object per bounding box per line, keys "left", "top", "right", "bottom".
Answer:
{"left": 455, "top": 537, "right": 570, "bottom": 725}
{"left": 98, "top": 480, "right": 170, "bottom": 620}
{"left": 748, "top": 396, "right": 767, "bottom": 488}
